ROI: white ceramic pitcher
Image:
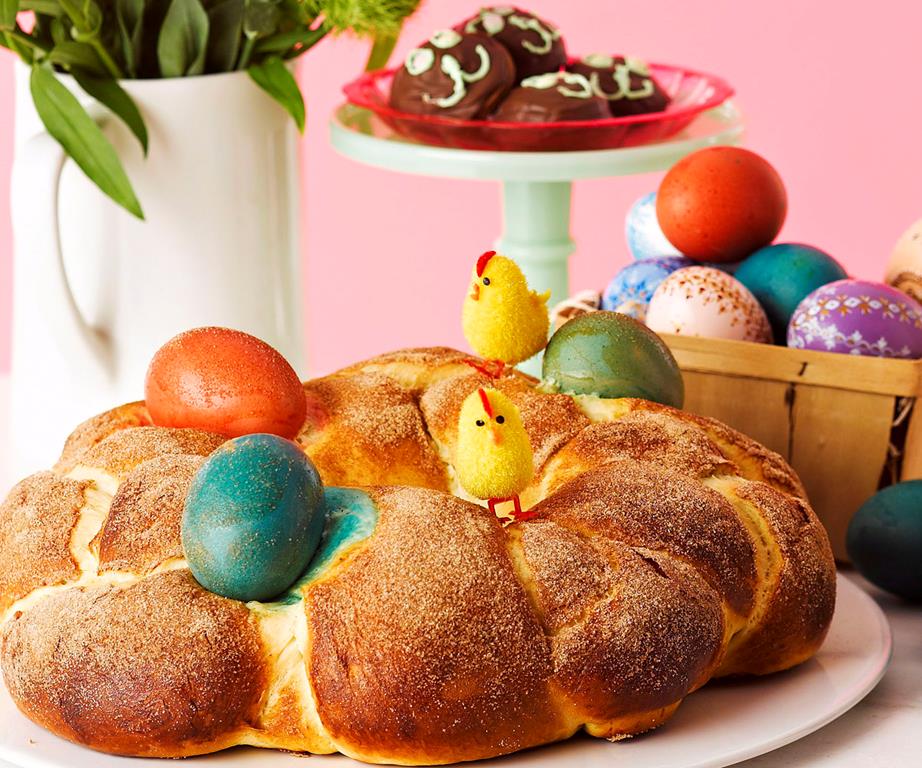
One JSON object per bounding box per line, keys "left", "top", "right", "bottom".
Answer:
{"left": 9, "top": 64, "right": 304, "bottom": 478}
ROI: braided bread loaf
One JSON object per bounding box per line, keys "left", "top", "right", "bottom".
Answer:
{"left": 0, "top": 347, "right": 835, "bottom": 764}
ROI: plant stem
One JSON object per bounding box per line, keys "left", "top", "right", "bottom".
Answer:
{"left": 237, "top": 35, "right": 257, "bottom": 70}
{"left": 89, "top": 39, "right": 124, "bottom": 79}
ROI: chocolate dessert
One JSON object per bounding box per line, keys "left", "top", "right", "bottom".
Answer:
{"left": 493, "top": 71, "right": 610, "bottom": 122}
{"left": 570, "top": 53, "right": 671, "bottom": 116}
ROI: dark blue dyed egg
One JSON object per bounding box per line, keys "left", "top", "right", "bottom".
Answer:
{"left": 182, "top": 434, "right": 326, "bottom": 602}
{"left": 847, "top": 481, "right": 922, "bottom": 601}
{"left": 734, "top": 243, "right": 848, "bottom": 342}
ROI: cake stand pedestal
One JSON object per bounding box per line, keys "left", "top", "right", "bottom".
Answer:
{"left": 330, "top": 102, "right": 744, "bottom": 374}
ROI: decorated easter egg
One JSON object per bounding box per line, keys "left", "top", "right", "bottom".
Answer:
{"left": 787, "top": 280, "right": 922, "bottom": 358}
{"left": 146, "top": 327, "right": 307, "bottom": 439}
{"left": 646, "top": 266, "right": 773, "bottom": 343}
{"left": 735, "top": 243, "right": 848, "bottom": 342}
{"left": 885, "top": 218, "right": 922, "bottom": 303}
{"left": 182, "top": 434, "right": 326, "bottom": 602}
{"left": 601, "top": 256, "right": 696, "bottom": 320}
{"left": 625, "top": 192, "right": 683, "bottom": 260}
{"left": 847, "top": 481, "right": 922, "bottom": 601}
{"left": 656, "top": 147, "right": 787, "bottom": 263}
{"left": 542, "top": 311, "right": 684, "bottom": 407}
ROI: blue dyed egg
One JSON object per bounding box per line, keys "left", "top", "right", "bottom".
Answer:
{"left": 625, "top": 192, "right": 682, "bottom": 260}
{"left": 847, "top": 481, "right": 922, "bottom": 601}
{"left": 182, "top": 434, "right": 326, "bottom": 602}
{"left": 735, "top": 243, "right": 848, "bottom": 342}
{"left": 602, "top": 256, "right": 696, "bottom": 320}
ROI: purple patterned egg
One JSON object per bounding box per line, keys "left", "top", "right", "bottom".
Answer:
{"left": 788, "top": 280, "right": 922, "bottom": 358}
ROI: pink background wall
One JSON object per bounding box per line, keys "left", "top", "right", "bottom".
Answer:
{"left": 1, "top": 1, "right": 920, "bottom": 375}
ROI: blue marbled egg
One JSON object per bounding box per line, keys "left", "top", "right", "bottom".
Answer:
{"left": 602, "top": 256, "right": 696, "bottom": 320}
{"left": 182, "top": 434, "right": 326, "bottom": 602}
{"left": 847, "top": 481, "right": 922, "bottom": 601}
{"left": 735, "top": 243, "right": 848, "bottom": 342}
{"left": 625, "top": 191, "right": 682, "bottom": 261}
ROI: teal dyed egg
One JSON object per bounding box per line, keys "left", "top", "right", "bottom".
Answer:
{"left": 542, "top": 311, "right": 684, "bottom": 407}
{"left": 182, "top": 434, "right": 326, "bottom": 602}
{"left": 847, "top": 481, "right": 922, "bottom": 601}
{"left": 734, "top": 243, "right": 848, "bottom": 342}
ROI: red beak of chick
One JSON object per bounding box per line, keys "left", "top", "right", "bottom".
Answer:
{"left": 490, "top": 425, "right": 504, "bottom": 445}
{"left": 470, "top": 282, "right": 480, "bottom": 301}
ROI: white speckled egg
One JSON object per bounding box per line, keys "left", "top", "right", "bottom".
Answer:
{"left": 646, "top": 266, "right": 773, "bottom": 343}
{"left": 886, "top": 218, "right": 922, "bottom": 303}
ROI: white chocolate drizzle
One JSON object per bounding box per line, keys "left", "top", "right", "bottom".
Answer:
{"left": 522, "top": 71, "right": 592, "bottom": 99}
{"left": 422, "top": 44, "right": 492, "bottom": 109}
{"left": 465, "top": 7, "right": 561, "bottom": 56}
{"left": 405, "top": 47, "right": 435, "bottom": 76}
{"left": 430, "top": 29, "right": 462, "bottom": 49}
{"left": 583, "top": 53, "right": 656, "bottom": 101}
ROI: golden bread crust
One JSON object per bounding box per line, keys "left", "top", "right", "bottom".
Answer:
{"left": 299, "top": 373, "right": 449, "bottom": 490}
{"left": 97, "top": 455, "right": 203, "bottom": 575}
{"left": 1, "top": 570, "right": 268, "bottom": 757}
{"left": 0, "top": 473, "right": 89, "bottom": 614}
{"left": 0, "top": 346, "right": 836, "bottom": 763}
{"left": 306, "top": 487, "right": 567, "bottom": 763}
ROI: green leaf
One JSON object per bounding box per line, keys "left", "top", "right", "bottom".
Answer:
{"left": 0, "top": 0, "right": 18, "bottom": 31}
{"left": 116, "top": 0, "right": 145, "bottom": 77}
{"left": 205, "top": 0, "right": 243, "bottom": 72}
{"left": 254, "top": 24, "right": 325, "bottom": 56}
{"left": 46, "top": 40, "right": 107, "bottom": 74}
{"left": 21, "top": 0, "right": 63, "bottom": 14}
{"left": 74, "top": 72, "right": 149, "bottom": 155}
{"left": 157, "top": 0, "right": 209, "bottom": 77}
{"left": 248, "top": 55, "right": 303, "bottom": 132}
{"left": 30, "top": 64, "right": 144, "bottom": 219}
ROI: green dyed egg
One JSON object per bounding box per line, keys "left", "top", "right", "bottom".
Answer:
{"left": 847, "top": 481, "right": 922, "bottom": 601}
{"left": 182, "top": 434, "right": 326, "bottom": 602}
{"left": 542, "top": 311, "right": 685, "bottom": 407}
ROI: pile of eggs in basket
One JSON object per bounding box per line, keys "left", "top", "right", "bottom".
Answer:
{"left": 597, "top": 147, "right": 922, "bottom": 359}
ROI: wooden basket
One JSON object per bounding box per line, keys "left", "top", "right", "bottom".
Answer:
{"left": 661, "top": 334, "right": 922, "bottom": 560}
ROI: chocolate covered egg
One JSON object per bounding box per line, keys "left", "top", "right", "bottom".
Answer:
{"left": 787, "top": 280, "right": 922, "bottom": 358}
{"left": 625, "top": 191, "right": 682, "bottom": 261}
{"left": 601, "top": 256, "right": 696, "bottom": 320}
{"left": 885, "top": 218, "right": 922, "bottom": 303}
{"left": 646, "top": 266, "right": 773, "bottom": 343}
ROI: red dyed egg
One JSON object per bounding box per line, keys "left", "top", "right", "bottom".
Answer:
{"left": 145, "top": 328, "right": 306, "bottom": 439}
{"left": 656, "top": 147, "right": 787, "bottom": 263}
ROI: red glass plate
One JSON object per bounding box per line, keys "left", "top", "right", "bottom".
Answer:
{"left": 343, "top": 63, "right": 734, "bottom": 152}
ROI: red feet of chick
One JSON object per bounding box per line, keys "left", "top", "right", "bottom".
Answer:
{"left": 463, "top": 358, "right": 507, "bottom": 380}
{"left": 488, "top": 496, "right": 536, "bottom": 527}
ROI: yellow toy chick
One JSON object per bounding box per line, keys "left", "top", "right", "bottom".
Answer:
{"left": 456, "top": 387, "right": 536, "bottom": 524}
{"left": 462, "top": 251, "right": 551, "bottom": 377}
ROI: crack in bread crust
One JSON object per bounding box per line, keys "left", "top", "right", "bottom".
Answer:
{"left": 0, "top": 347, "right": 836, "bottom": 764}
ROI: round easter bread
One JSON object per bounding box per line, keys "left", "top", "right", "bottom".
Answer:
{"left": 0, "top": 347, "right": 835, "bottom": 764}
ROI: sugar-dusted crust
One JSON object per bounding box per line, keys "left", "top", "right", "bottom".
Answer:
{"left": 0, "top": 347, "right": 836, "bottom": 764}
{"left": 1, "top": 571, "right": 268, "bottom": 757}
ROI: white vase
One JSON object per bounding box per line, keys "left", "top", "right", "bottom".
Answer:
{"left": 9, "top": 64, "right": 304, "bottom": 478}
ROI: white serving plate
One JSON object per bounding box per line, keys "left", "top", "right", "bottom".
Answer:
{"left": 0, "top": 574, "right": 891, "bottom": 768}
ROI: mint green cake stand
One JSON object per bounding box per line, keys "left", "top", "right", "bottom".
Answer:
{"left": 330, "top": 101, "right": 743, "bottom": 374}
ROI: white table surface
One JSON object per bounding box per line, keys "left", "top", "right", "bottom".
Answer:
{"left": 0, "top": 374, "right": 919, "bottom": 768}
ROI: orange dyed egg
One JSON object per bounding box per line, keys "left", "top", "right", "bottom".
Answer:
{"left": 145, "top": 328, "right": 306, "bottom": 439}
{"left": 656, "top": 147, "right": 787, "bottom": 263}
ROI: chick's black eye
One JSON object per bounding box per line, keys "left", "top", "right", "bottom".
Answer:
{"left": 482, "top": 277, "right": 491, "bottom": 286}
{"left": 475, "top": 419, "right": 485, "bottom": 427}
{"left": 496, "top": 415, "right": 505, "bottom": 424}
